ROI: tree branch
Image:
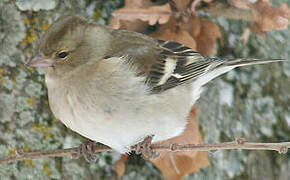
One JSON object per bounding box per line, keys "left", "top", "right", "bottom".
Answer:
{"left": 1, "top": 138, "right": 289, "bottom": 165}
{"left": 0, "top": 143, "right": 112, "bottom": 165}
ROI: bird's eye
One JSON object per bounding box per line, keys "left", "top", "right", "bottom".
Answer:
{"left": 58, "top": 52, "right": 68, "bottom": 58}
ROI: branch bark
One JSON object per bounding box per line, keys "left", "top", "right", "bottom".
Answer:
{"left": 1, "top": 138, "right": 289, "bottom": 165}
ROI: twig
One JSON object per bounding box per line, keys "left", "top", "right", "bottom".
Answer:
{"left": 0, "top": 138, "right": 289, "bottom": 165}
{"left": 0, "top": 144, "right": 112, "bottom": 165}
{"left": 151, "top": 138, "right": 290, "bottom": 153}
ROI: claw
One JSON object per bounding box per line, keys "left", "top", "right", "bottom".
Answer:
{"left": 134, "top": 135, "right": 159, "bottom": 159}
{"left": 78, "top": 140, "right": 98, "bottom": 162}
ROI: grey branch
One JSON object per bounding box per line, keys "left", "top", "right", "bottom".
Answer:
{"left": 0, "top": 138, "right": 289, "bottom": 165}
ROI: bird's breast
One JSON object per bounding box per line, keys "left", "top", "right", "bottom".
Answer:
{"left": 44, "top": 60, "right": 195, "bottom": 152}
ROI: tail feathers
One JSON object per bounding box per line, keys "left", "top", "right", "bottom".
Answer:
{"left": 194, "top": 58, "right": 289, "bottom": 88}
{"left": 222, "top": 58, "right": 289, "bottom": 68}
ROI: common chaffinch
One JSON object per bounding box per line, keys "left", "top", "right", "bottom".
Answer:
{"left": 28, "top": 15, "right": 289, "bottom": 161}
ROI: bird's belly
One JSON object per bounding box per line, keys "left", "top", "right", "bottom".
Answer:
{"left": 68, "top": 110, "right": 187, "bottom": 153}
{"left": 49, "top": 85, "right": 193, "bottom": 153}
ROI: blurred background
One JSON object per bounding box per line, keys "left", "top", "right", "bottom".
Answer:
{"left": 0, "top": 0, "right": 289, "bottom": 179}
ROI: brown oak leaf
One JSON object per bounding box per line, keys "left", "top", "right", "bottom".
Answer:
{"left": 151, "top": 18, "right": 197, "bottom": 50}
{"left": 111, "top": 2, "right": 171, "bottom": 27}
{"left": 279, "top": 3, "right": 290, "bottom": 19}
{"left": 251, "top": 0, "right": 289, "bottom": 32}
{"left": 227, "top": 0, "right": 252, "bottom": 10}
{"left": 109, "top": 0, "right": 153, "bottom": 31}
{"left": 113, "top": 154, "right": 128, "bottom": 178}
{"left": 152, "top": 27, "right": 196, "bottom": 50}
{"left": 191, "top": 0, "right": 201, "bottom": 11}
{"left": 173, "top": 0, "right": 191, "bottom": 11}
{"left": 191, "top": 18, "right": 222, "bottom": 56}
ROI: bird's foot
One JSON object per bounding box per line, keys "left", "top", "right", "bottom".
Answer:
{"left": 134, "top": 135, "right": 159, "bottom": 159}
{"left": 78, "top": 140, "right": 98, "bottom": 162}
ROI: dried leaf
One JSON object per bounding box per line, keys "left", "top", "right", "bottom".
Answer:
{"left": 123, "top": 0, "right": 147, "bottom": 8}
{"left": 151, "top": 27, "right": 196, "bottom": 50}
{"left": 251, "top": 0, "right": 289, "bottom": 31}
{"left": 227, "top": 0, "right": 252, "bottom": 10}
{"left": 279, "top": 3, "right": 290, "bottom": 19}
{"left": 151, "top": 17, "right": 221, "bottom": 56}
{"left": 191, "top": 18, "right": 222, "bottom": 56}
{"left": 109, "top": 18, "right": 148, "bottom": 32}
{"left": 173, "top": 0, "right": 191, "bottom": 11}
{"left": 151, "top": 17, "right": 196, "bottom": 50}
{"left": 109, "top": 0, "right": 153, "bottom": 31}
{"left": 191, "top": 17, "right": 201, "bottom": 37}
{"left": 191, "top": 0, "right": 201, "bottom": 11}
{"left": 113, "top": 154, "right": 128, "bottom": 178}
{"left": 111, "top": 3, "right": 171, "bottom": 26}
{"left": 150, "top": 107, "right": 209, "bottom": 180}
{"left": 191, "top": 0, "right": 213, "bottom": 11}
{"left": 109, "top": 16, "right": 122, "bottom": 29}
{"left": 249, "top": 23, "right": 266, "bottom": 34}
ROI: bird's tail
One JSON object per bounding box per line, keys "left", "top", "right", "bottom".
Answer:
{"left": 221, "top": 58, "right": 289, "bottom": 68}
{"left": 194, "top": 58, "right": 289, "bottom": 88}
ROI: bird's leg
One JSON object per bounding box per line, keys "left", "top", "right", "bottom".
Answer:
{"left": 78, "top": 140, "right": 98, "bottom": 162}
{"left": 134, "top": 135, "right": 159, "bottom": 159}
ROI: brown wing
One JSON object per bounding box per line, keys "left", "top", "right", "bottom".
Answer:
{"left": 147, "top": 40, "right": 210, "bottom": 93}
{"left": 109, "top": 30, "right": 217, "bottom": 93}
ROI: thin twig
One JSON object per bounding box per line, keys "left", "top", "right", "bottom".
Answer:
{"left": 151, "top": 138, "right": 290, "bottom": 153}
{"left": 0, "top": 144, "right": 112, "bottom": 165}
{"left": 0, "top": 138, "right": 289, "bottom": 165}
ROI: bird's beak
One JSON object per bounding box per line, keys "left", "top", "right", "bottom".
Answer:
{"left": 26, "top": 54, "right": 54, "bottom": 67}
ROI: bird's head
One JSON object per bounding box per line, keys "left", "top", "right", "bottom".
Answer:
{"left": 27, "top": 15, "right": 111, "bottom": 74}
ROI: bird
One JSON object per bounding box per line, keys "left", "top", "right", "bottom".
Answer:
{"left": 27, "top": 15, "right": 289, "bottom": 161}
